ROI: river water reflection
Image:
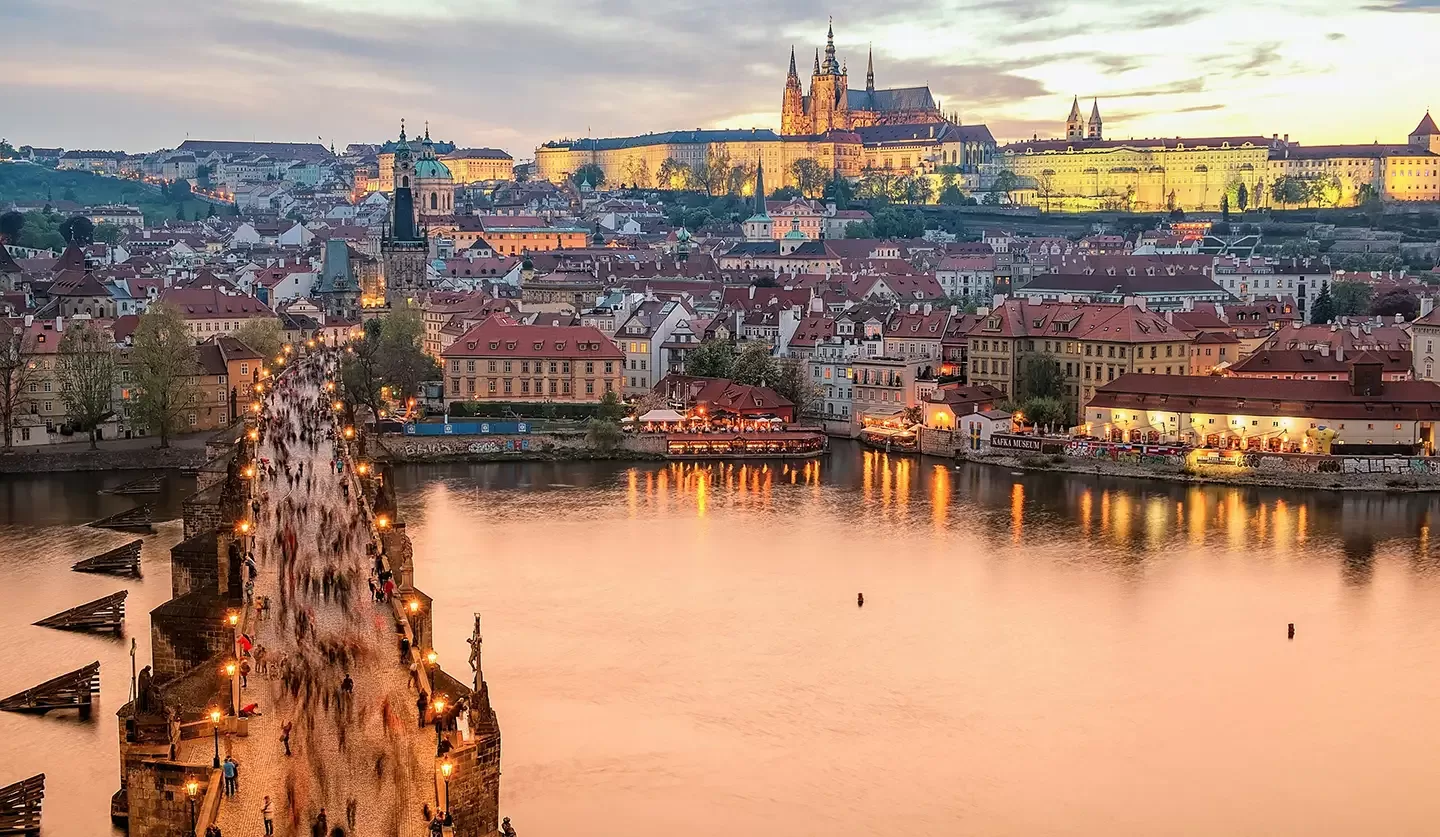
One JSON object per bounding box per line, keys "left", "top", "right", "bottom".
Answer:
{"left": 398, "top": 443, "right": 1440, "bottom": 837}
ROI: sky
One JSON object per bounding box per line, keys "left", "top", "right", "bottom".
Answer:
{"left": 5, "top": 0, "right": 1440, "bottom": 158}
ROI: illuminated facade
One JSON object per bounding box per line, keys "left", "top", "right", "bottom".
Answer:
{"left": 535, "top": 129, "right": 862, "bottom": 188}
{"left": 381, "top": 124, "right": 430, "bottom": 308}
{"left": 1266, "top": 114, "right": 1440, "bottom": 206}
{"left": 779, "top": 22, "right": 943, "bottom": 135}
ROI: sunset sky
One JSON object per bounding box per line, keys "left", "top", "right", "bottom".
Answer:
{"left": 6, "top": 0, "right": 1440, "bottom": 157}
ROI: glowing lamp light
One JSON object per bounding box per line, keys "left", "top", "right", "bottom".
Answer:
{"left": 407, "top": 599, "right": 419, "bottom": 614}
{"left": 440, "top": 759, "right": 453, "bottom": 779}
{"left": 332, "top": 400, "right": 344, "bottom": 411}
{"left": 250, "top": 401, "right": 262, "bottom": 414}
{"left": 283, "top": 344, "right": 293, "bottom": 354}
{"left": 306, "top": 340, "right": 315, "bottom": 349}
{"left": 325, "top": 381, "right": 336, "bottom": 392}
{"left": 343, "top": 427, "right": 355, "bottom": 440}
{"left": 426, "top": 650, "right": 438, "bottom": 666}
{"left": 208, "top": 707, "right": 222, "bottom": 724}
{"left": 224, "top": 661, "right": 237, "bottom": 677}
{"left": 226, "top": 610, "right": 239, "bottom": 627}
{"left": 247, "top": 429, "right": 259, "bottom": 441}
{"left": 433, "top": 696, "right": 446, "bottom": 715}
{"left": 379, "top": 409, "right": 388, "bottom": 418}
{"left": 356, "top": 462, "right": 369, "bottom": 475}
{"left": 243, "top": 465, "right": 255, "bottom": 479}
{"left": 407, "top": 398, "right": 416, "bottom": 408}
{"left": 186, "top": 779, "right": 199, "bottom": 798}
{"left": 236, "top": 520, "right": 252, "bottom": 535}
{"left": 376, "top": 515, "right": 390, "bottom": 530}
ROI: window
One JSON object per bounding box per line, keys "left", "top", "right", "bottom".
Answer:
{"left": 187, "top": 413, "right": 197, "bottom": 426}
{"left": 240, "top": 363, "right": 249, "bottom": 376}
{"left": 503, "top": 379, "right": 512, "bottom": 394}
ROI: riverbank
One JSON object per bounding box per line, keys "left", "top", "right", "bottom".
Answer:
{"left": 379, "top": 430, "right": 828, "bottom": 463}
{"left": 0, "top": 440, "right": 209, "bottom": 473}
{"left": 962, "top": 449, "right": 1440, "bottom": 492}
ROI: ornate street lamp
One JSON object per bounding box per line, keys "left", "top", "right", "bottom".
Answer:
{"left": 440, "top": 758, "right": 454, "bottom": 814}
{"left": 186, "top": 778, "right": 200, "bottom": 837}
{"left": 208, "top": 707, "right": 222, "bottom": 768}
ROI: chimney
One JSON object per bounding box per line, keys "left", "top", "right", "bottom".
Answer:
{"left": 1421, "top": 296, "right": 1435, "bottom": 319}
{"left": 1318, "top": 344, "right": 1329, "bottom": 357}
{"left": 923, "top": 303, "right": 932, "bottom": 315}
{"left": 749, "top": 285, "right": 756, "bottom": 299}
{"left": 1335, "top": 344, "right": 1344, "bottom": 362}
{"left": 1350, "top": 324, "right": 1361, "bottom": 338}
{"left": 950, "top": 305, "right": 958, "bottom": 316}
{"left": 909, "top": 303, "right": 919, "bottom": 314}
{"left": 1350, "top": 360, "right": 1383, "bottom": 396}
{"left": 23, "top": 315, "right": 33, "bottom": 328}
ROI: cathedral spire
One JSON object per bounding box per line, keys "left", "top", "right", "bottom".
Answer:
{"left": 788, "top": 45, "right": 798, "bottom": 82}
{"left": 813, "top": 47, "right": 820, "bottom": 76}
{"left": 823, "top": 17, "right": 839, "bottom": 74}
{"left": 866, "top": 44, "right": 875, "bottom": 92}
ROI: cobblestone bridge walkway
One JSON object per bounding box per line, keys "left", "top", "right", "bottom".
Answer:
{"left": 213, "top": 362, "right": 437, "bottom": 837}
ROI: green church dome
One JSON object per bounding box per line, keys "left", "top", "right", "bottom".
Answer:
{"left": 416, "top": 158, "right": 451, "bottom": 179}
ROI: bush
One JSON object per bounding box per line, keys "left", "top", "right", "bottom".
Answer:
{"left": 446, "top": 401, "right": 601, "bottom": 420}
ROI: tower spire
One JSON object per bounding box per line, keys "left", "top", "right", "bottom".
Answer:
{"left": 754, "top": 158, "right": 766, "bottom": 213}
{"left": 866, "top": 43, "right": 875, "bottom": 92}
{"left": 813, "top": 48, "right": 820, "bottom": 76}
{"left": 788, "top": 45, "right": 798, "bottom": 81}
{"left": 399, "top": 117, "right": 406, "bottom": 142}
{"left": 823, "top": 17, "right": 839, "bottom": 74}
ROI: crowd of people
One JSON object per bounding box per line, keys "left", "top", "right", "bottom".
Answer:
{"left": 215, "top": 349, "right": 448, "bottom": 837}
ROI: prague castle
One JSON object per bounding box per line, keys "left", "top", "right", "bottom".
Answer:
{"left": 779, "top": 20, "right": 944, "bottom": 135}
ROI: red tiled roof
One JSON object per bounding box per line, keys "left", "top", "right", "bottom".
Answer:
{"left": 158, "top": 286, "right": 274, "bottom": 319}
{"left": 1090, "top": 373, "right": 1440, "bottom": 420}
{"left": 440, "top": 316, "right": 622, "bottom": 359}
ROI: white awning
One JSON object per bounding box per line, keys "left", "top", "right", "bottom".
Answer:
{"left": 638, "top": 409, "right": 686, "bottom": 423}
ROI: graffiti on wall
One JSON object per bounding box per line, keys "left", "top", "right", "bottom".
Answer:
{"left": 400, "top": 437, "right": 532, "bottom": 458}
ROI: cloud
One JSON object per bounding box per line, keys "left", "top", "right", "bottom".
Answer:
{"left": 1326, "top": 31, "right": 1348, "bottom": 40}
{"left": 1363, "top": 0, "right": 1440, "bottom": 9}
{"left": 1107, "top": 80, "right": 1208, "bottom": 99}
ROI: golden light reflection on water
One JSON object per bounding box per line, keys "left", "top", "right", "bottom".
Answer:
{"left": 397, "top": 450, "right": 1440, "bottom": 837}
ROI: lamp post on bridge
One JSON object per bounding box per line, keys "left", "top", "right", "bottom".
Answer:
{"left": 225, "top": 608, "right": 241, "bottom": 716}
{"left": 440, "top": 758, "right": 453, "bottom": 816}
{"left": 186, "top": 778, "right": 199, "bottom": 837}
{"left": 208, "top": 706, "right": 222, "bottom": 769}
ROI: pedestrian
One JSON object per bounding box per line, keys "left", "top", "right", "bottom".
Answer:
{"left": 222, "top": 755, "right": 238, "bottom": 796}
{"left": 281, "top": 721, "right": 292, "bottom": 756}
{"left": 417, "top": 691, "right": 429, "bottom": 729}
{"left": 316, "top": 808, "right": 327, "bottom": 835}
{"left": 345, "top": 797, "right": 357, "bottom": 832}
{"left": 240, "top": 659, "right": 250, "bottom": 688}
{"left": 262, "top": 795, "right": 274, "bottom": 836}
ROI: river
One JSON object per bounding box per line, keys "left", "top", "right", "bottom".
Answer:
{"left": 4, "top": 448, "right": 1440, "bottom": 835}
{"left": 397, "top": 443, "right": 1440, "bottom": 837}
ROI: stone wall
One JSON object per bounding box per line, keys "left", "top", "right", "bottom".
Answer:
{"left": 124, "top": 762, "right": 216, "bottom": 837}
{"left": 182, "top": 485, "right": 224, "bottom": 540}
{"left": 150, "top": 593, "right": 231, "bottom": 680}
{"left": 919, "top": 427, "right": 961, "bottom": 457}
{"left": 446, "top": 733, "right": 503, "bottom": 837}
{"left": 0, "top": 446, "right": 207, "bottom": 473}
{"left": 378, "top": 432, "right": 667, "bottom": 462}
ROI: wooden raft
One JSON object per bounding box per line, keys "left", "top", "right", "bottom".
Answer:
{"left": 71, "top": 540, "right": 142, "bottom": 577}
{"left": 33, "top": 591, "right": 126, "bottom": 633}
{"left": 101, "top": 474, "right": 164, "bottom": 495}
{"left": 87, "top": 505, "right": 154, "bottom": 534}
{"left": 0, "top": 662, "right": 100, "bottom": 717}
{"left": 0, "top": 774, "right": 44, "bottom": 836}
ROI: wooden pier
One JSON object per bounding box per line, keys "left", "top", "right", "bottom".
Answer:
{"left": 101, "top": 475, "right": 165, "bottom": 495}
{"left": 0, "top": 662, "right": 100, "bottom": 717}
{"left": 0, "top": 774, "right": 44, "bottom": 836}
{"left": 33, "top": 591, "right": 126, "bottom": 633}
{"left": 71, "top": 540, "right": 143, "bottom": 577}
{"left": 87, "top": 505, "right": 154, "bottom": 534}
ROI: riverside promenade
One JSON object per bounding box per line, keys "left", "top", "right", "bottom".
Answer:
{"left": 114, "top": 349, "right": 502, "bottom": 837}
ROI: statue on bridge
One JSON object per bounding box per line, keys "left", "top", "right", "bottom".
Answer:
{"left": 467, "top": 614, "right": 482, "bottom": 679}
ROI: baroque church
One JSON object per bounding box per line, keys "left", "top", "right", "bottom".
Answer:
{"left": 380, "top": 121, "right": 431, "bottom": 308}
{"left": 780, "top": 20, "right": 944, "bottom": 136}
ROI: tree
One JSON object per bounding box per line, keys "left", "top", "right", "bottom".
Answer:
{"left": 771, "top": 357, "right": 820, "bottom": 420}
{"left": 0, "top": 211, "right": 25, "bottom": 244}
{"left": 726, "top": 160, "right": 755, "bottom": 198}
{"left": 656, "top": 158, "right": 691, "bottom": 190}
{"left": 341, "top": 319, "right": 385, "bottom": 421}
{"left": 1331, "top": 281, "right": 1373, "bottom": 317}
{"left": 622, "top": 156, "right": 651, "bottom": 189}
{"left": 597, "top": 390, "right": 626, "bottom": 422}
{"left": 1036, "top": 171, "right": 1057, "bottom": 212}
{"left": 844, "top": 220, "right": 875, "bottom": 238}
{"left": 57, "top": 319, "right": 117, "bottom": 449}
{"left": 684, "top": 338, "right": 737, "bottom": 379}
{"left": 232, "top": 318, "right": 284, "bottom": 361}
{"left": 1019, "top": 353, "right": 1065, "bottom": 401}
{"left": 696, "top": 147, "right": 732, "bottom": 197}
{"left": 898, "top": 173, "right": 933, "bottom": 205}
{"left": 0, "top": 139, "right": 14, "bottom": 160}
{"left": 1236, "top": 182, "right": 1249, "bottom": 212}
{"left": 938, "top": 183, "right": 967, "bottom": 206}
{"left": 790, "top": 158, "right": 827, "bottom": 198}
{"left": 1309, "top": 284, "right": 1336, "bottom": 324}
{"left": 94, "top": 223, "right": 122, "bottom": 245}
{"left": 730, "top": 342, "right": 777, "bottom": 386}
{"left": 0, "top": 319, "right": 39, "bottom": 453}
{"left": 1020, "top": 396, "right": 1068, "bottom": 431}
{"left": 168, "top": 179, "right": 192, "bottom": 202}
{"left": 586, "top": 419, "right": 624, "bottom": 453}
{"left": 823, "top": 175, "right": 855, "bottom": 209}
{"left": 1370, "top": 288, "right": 1420, "bottom": 320}
{"left": 379, "top": 306, "right": 441, "bottom": 404}
{"left": 1271, "top": 176, "right": 1307, "bottom": 208}
{"left": 571, "top": 164, "right": 605, "bottom": 188}
{"left": 131, "top": 303, "right": 199, "bottom": 448}
{"left": 768, "top": 185, "right": 802, "bottom": 201}
{"left": 59, "top": 215, "right": 95, "bottom": 246}
{"left": 992, "top": 170, "right": 1022, "bottom": 205}
{"left": 207, "top": 204, "right": 217, "bottom": 219}
{"left": 1278, "top": 238, "right": 1321, "bottom": 258}
{"left": 901, "top": 405, "right": 924, "bottom": 427}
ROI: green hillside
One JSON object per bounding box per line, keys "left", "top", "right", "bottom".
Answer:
{"left": 0, "top": 163, "right": 233, "bottom": 226}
